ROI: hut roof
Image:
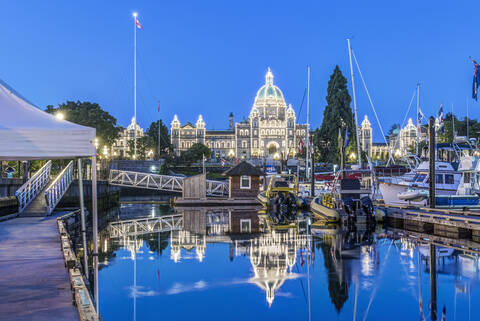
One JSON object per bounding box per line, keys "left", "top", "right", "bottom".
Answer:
{"left": 223, "top": 161, "right": 264, "bottom": 176}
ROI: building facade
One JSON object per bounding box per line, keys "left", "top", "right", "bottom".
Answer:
{"left": 171, "top": 69, "right": 308, "bottom": 160}
{"left": 360, "top": 115, "right": 427, "bottom": 161}
{"left": 111, "top": 117, "right": 144, "bottom": 158}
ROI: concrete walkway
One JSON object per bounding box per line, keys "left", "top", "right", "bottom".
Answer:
{"left": 0, "top": 216, "right": 79, "bottom": 321}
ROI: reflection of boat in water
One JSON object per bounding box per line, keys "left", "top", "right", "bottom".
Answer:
{"left": 257, "top": 174, "right": 304, "bottom": 208}
{"left": 418, "top": 245, "right": 454, "bottom": 258}
{"left": 311, "top": 170, "right": 375, "bottom": 224}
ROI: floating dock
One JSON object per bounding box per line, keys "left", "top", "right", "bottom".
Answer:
{"left": 379, "top": 204, "right": 480, "bottom": 241}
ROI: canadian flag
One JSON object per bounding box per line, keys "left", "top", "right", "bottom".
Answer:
{"left": 136, "top": 18, "right": 142, "bottom": 29}
{"left": 221, "top": 159, "right": 226, "bottom": 167}
{"left": 299, "top": 139, "right": 304, "bottom": 154}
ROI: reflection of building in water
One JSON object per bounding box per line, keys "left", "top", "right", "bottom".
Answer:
{"left": 170, "top": 230, "right": 206, "bottom": 263}
{"left": 248, "top": 229, "right": 308, "bottom": 306}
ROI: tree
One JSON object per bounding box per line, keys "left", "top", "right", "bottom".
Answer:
{"left": 387, "top": 123, "right": 400, "bottom": 137}
{"left": 146, "top": 120, "right": 172, "bottom": 157}
{"left": 182, "top": 143, "right": 211, "bottom": 164}
{"left": 127, "top": 136, "right": 155, "bottom": 160}
{"left": 45, "top": 101, "right": 120, "bottom": 146}
{"left": 315, "top": 66, "right": 356, "bottom": 164}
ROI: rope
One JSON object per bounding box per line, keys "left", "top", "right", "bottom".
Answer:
{"left": 351, "top": 50, "right": 389, "bottom": 149}
{"left": 387, "top": 89, "right": 416, "bottom": 166}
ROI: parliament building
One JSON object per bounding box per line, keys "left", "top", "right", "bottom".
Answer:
{"left": 170, "top": 68, "right": 308, "bottom": 159}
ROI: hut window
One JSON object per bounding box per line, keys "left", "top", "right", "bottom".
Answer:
{"left": 240, "top": 219, "right": 251, "bottom": 233}
{"left": 240, "top": 175, "right": 251, "bottom": 189}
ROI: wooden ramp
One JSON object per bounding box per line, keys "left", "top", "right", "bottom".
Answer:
{"left": 0, "top": 215, "right": 79, "bottom": 321}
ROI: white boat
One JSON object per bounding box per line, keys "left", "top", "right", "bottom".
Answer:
{"left": 379, "top": 161, "right": 460, "bottom": 206}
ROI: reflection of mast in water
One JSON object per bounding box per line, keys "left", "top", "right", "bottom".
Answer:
{"left": 170, "top": 230, "right": 206, "bottom": 263}
{"left": 248, "top": 228, "right": 307, "bottom": 306}
{"left": 315, "top": 226, "right": 377, "bottom": 312}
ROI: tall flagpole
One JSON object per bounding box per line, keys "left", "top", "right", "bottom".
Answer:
{"left": 347, "top": 38, "right": 361, "bottom": 167}
{"left": 467, "top": 96, "right": 469, "bottom": 140}
{"left": 306, "top": 66, "right": 311, "bottom": 181}
{"left": 416, "top": 83, "right": 420, "bottom": 156}
{"left": 158, "top": 100, "right": 161, "bottom": 160}
{"left": 133, "top": 12, "right": 138, "bottom": 159}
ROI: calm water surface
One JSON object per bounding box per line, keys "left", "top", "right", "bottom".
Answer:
{"left": 97, "top": 204, "right": 480, "bottom": 321}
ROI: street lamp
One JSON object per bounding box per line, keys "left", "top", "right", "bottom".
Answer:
{"left": 55, "top": 112, "right": 64, "bottom": 120}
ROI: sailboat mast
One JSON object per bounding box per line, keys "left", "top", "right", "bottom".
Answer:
{"left": 467, "top": 97, "right": 469, "bottom": 140}
{"left": 306, "top": 66, "right": 311, "bottom": 180}
{"left": 416, "top": 83, "right": 420, "bottom": 156}
{"left": 452, "top": 103, "right": 455, "bottom": 142}
{"left": 347, "top": 39, "right": 361, "bottom": 167}
{"left": 133, "top": 12, "right": 138, "bottom": 159}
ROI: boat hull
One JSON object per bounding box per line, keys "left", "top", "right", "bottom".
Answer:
{"left": 379, "top": 182, "right": 456, "bottom": 206}
{"left": 310, "top": 196, "right": 340, "bottom": 222}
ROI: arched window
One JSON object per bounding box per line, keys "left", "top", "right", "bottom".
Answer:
{"left": 242, "top": 141, "right": 247, "bottom": 148}
{"left": 227, "top": 142, "right": 230, "bottom": 148}
{"left": 245, "top": 130, "right": 249, "bottom": 136}
{"left": 261, "top": 129, "right": 265, "bottom": 135}
{"left": 181, "top": 141, "right": 184, "bottom": 148}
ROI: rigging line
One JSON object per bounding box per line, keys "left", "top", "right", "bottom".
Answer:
{"left": 297, "top": 88, "right": 307, "bottom": 122}
{"left": 361, "top": 239, "right": 394, "bottom": 321}
{"left": 387, "top": 89, "right": 416, "bottom": 166}
{"left": 351, "top": 50, "right": 389, "bottom": 147}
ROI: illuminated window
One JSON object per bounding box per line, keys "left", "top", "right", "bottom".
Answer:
{"left": 240, "top": 176, "right": 251, "bottom": 189}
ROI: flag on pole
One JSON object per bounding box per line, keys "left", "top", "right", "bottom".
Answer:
{"left": 157, "top": 100, "right": 160, "bottom": 112}
{"left": 299, "top": 138, "right": 304, "bottom": 154}
{"left": 136, "top": 18, "right": 143, "bottom": 29}
{"left": 473, "top": 59, "right": 480, "bottom": 101}
{"left": 417, "top": 108, "right": 424, "bottom": 132}
{"left": 437, "top": 104, "right": 444, "bottom": 133}
{"left": 221, "top": 158, "right": 226, "bottom": 167}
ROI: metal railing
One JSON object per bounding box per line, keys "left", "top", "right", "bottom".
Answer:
{"left": 109, "top": 214, "right": 184, "bottom": 238}
{"left": 15, "top": 160, "right": 52, "bottom": 213}
{"left": 108, "top": 169, "right": 228, "bottom": 197}
{"left": 45, "top": 160, "right": 74, "bottom": 215}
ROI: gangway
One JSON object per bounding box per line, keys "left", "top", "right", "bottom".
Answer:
{"left": 15, "top": 160, "right": 52, "bottom": 213}
{"left": 108, "top": 214, "right": 184, "bottom": 238}
{"left": 108, "top": 169, "right": 228, "bottom": 197}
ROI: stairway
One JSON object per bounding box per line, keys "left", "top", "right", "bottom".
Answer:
{"left": 21, "top": 185, "right": 50, "bottom": 216}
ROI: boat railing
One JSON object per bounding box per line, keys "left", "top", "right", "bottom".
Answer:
{"left": 15, "top": 160, "right": 52, "bottom": 213}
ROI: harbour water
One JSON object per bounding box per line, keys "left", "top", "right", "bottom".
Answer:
{"left": 95, "top": 204, "right": 480, "bottom": 321}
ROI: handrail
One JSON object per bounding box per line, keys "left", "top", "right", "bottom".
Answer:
{"left": 15, "top": 160, "right": 52, "bottom": 213}
{"left": 45, "top": 161, "right": 74, "bottom": 215}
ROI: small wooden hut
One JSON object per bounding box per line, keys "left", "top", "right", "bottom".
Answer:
{"left": 223, "top": 161, "right": 264, "bottom": 199}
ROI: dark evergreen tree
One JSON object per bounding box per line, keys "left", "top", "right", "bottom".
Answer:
{"left": 146, "top": 120, "right": 172, "bottom": 157}
{"left": 315, "top": 66, "right": 356, "bottom": 163}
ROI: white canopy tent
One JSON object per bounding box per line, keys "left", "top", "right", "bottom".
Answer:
{"left": 0, "top": 80, "right": 95, "bottom": 159}
{"left": 0, "top": 80, "right": 100, "bottom": 314}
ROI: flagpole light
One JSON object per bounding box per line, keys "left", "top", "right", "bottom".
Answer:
{"left": 132, "top": 12, "right": 138, "bottom": 18}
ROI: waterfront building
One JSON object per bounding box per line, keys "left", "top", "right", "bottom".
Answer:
{"left": 111, "top": 117, "right": 144, "bottom": 158}
{"left": 170, "top": 68, "right": 308, "bottom": 160}
{"left": 223, "top": 161, "right": 264, "bottom": 199}
{"left": 362, "top": 115, "right": 427, "bottom": 160}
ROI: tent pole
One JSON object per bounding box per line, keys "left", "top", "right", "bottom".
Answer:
{"left": 91, "top": 154, "right": 99, "bottom": 315}
{"left": 77, "top": 158, "right": 89, "bottom": 280}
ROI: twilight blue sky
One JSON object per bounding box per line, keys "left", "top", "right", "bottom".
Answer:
{"left": 1, "top": 1, "right": 479, "bottom": 141}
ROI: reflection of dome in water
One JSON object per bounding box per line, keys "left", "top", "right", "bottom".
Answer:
{"left": 170, "top": 230, "right": 206, "bottom": 263}
{"left": 248, "top": 229, "right": 307, "bottom": 306}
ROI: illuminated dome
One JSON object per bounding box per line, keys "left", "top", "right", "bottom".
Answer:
{"left": 254, "top": 68, "right": 285, "bottom": 102}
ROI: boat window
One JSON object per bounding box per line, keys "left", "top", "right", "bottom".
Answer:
{"left": 464, "top": 172, "right": 471, "bottom": 184}
{"left": 445, "top": 174, "right": 455, "bottom": 184}
{"left": 415, "top": 174, "right": 427, "bottom": 182}
{"left": 435, "top": 174, "right": 443, "bottom": 184}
